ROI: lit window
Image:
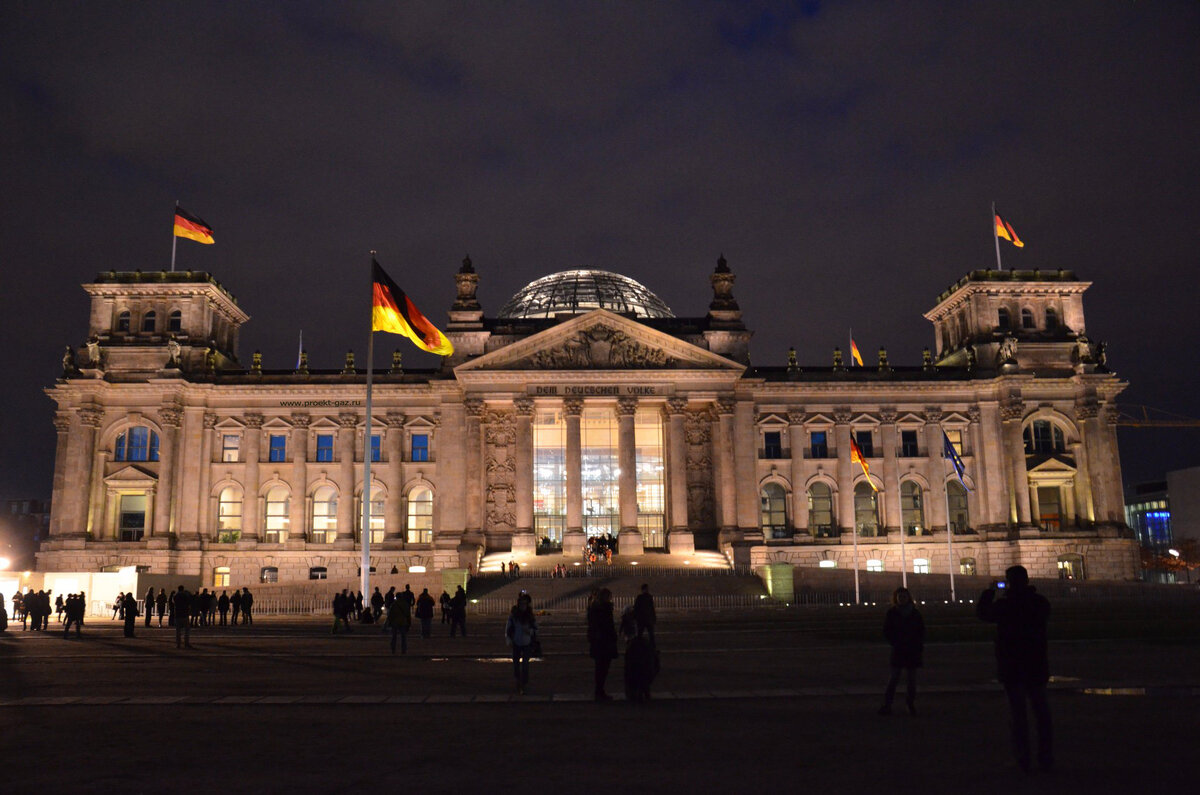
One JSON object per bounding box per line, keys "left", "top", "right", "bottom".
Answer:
{"left": 763, "top": 431, "right": 783, "bottom": 459}
{"left": 867, "top": 559, "right": 883, "bottom": 573}
{"left": 913, "top": 558, "right": 930, "bottom": 574}
{"left": 118, "top": 494, "right": 147, "bottom": 541}
{"left": 818, "top": 560, "right": 837, "bottom": 569}
{"left": 142, "top": 310, "right": 157, "bottom": 333}
{"left": 260, "top": 566, "right": 279, "bottom": 584}
{"left": 854, "top": 482, "right": 879, "bottom": 537}
{"left": 960, "top": 557, "right": 977, "bottom": 576}
{"left": 406, "top": 486, "right": 433, "bottom": 544}
{"left": 268, "top": 434, "right": 287, "bottom": 462}
{"left": 810, "top": 431, "right": 828, "bottom": 459}
{"left": 947, "top": 481, "right": 970, "bottom": 534}
{"left": 370, "top": 434, "right": 381, "bottom": 463}
{"left": 901, "top": 481, "right": 925, "bottom": 536}
{"left": 115, "top": 426, "right": 160, "bottom": 462}
{"left": 221, "top": 434, "right": 240, "bottom": 462}
{"left": 807, "top": 482, "right": 835, "bottom": 538}
{"left": 217, "top": 485, "right": 243, "bottom": 538}
{"left": 308, "top": 566, "right": 328, "bottom": 580}
{"left": 213, "top": 566, "right": 230, "bottom": 587}
{"left": 411, "top": 433, "right": 429, "bottom": 462}
{"left": 357, "top": 485, "right": 385, "bottom": 543}
{"left": 854, "top": 430, "right": 874, "bottom": 458}
{"left": 310, "top": 486, "right": 337, "bottom": 542}
{"left": 759, "top": 482, "right": 789, "bottom": 539}
{"left": 944, "top": 429, "right": 963, "bottom": 456}
{"left": 263, "top": 486, "right": 289, "bottom": 542}
{"left": 168, "top": 310, "right": 183, "bottom": 333}
{"left": 315, "top": 434, "right": 334, "bottom": 462}
{"left": 1024, "top": 420, "right": 1065, "bottom": 454}
{"left": 900, "top": 430, "right": 920, "bottom": 457}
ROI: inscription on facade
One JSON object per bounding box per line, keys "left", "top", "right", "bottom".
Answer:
{"left": 526, "top": 384, "right": 675, "bottom": 397}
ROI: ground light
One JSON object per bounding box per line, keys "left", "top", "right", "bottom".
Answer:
{"left": 0, "top": 556, "right": 10, "bottom": 570}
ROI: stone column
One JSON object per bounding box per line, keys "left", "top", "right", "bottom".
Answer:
{"left": 196, "top": 413, "right": 217, "bottom": 541}
{"left": 562, "top": 398, "right": 585, "bottom": 554}
{"left": 923, "top": 408, "right": 948, "bottom": 534}
{"left": 289, "top": 413, "right": 310, "bottom": 541}
{"left": 463, "top": 399, "right": 484, "bottom": 542}
{"left": 48, "top": 414, "right": 72, "bottom": 537}
{"left": 511, "top": 398, "right": 537, "bottom": 556}
{"left": 241, "top": 413, "right": 263, "bottom": 541}
{"left": 71, "top": 406, "right": 104, "bottom": 540}
{"left": 975, "top": 403, "right": 1010, "bottom": 530}
{"left": 1000, "top": 397, "right": 1032, "bottom": 526}
{"left": 717, "top": 398, "right": 740, "bottom": 535}
{"left": 1102, "top": 408, "right": 1126, "bottom": 525}
{"left": 1070, "top": 439, "right": 1095, "bottom": 524}
{"left": 153, "top": 406, "right": 182, "bottom": 539}
{"left": 834, "top": 410, "right": 854, "bottom": 535}
{"left": 336, "top": 412, "right": 357, "bottom": 543}
{"left": 616, "top": 397, "right": 643, "bottom": 555}
{"left": 385, "top": 412, "right": 405, "bottom": 541}
{"left": 665, "top": 397, "right": 689, "bottom": 534}
{"left": 1029, "top": 486, "right": 1042, "bottom": 530}
{"left": 879, "top": 409, "right": 900, "bottom": 534}
{"left": 787, "top": 410, "right": 808, "bottom": 536}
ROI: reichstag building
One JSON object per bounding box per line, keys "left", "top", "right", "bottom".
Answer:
{"left": 38, "top": 257, "right": 1138, "bottom": 585}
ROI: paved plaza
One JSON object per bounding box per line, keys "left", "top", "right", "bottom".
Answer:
{"left": 3, "top": 602, "right": 1199, "bottom": 793}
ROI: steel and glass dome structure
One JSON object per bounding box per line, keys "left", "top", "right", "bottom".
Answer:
{"left": 497, "top": 269, "right": 674, "bottom": 319}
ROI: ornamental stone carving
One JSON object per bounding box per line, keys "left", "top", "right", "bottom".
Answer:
{"left": 204, "top": 412, "right": 219, "bottom": 429}
{"left": 833, "top": 408, "right": 853, "bottom": 425}
{"left": 160, "top": 407, "right": 184, "bottom": 429}
{"left": 562, "top": 398, "right": 584, "bottom": 416}
{"left": 616, "top": 397, "right": 638, "bottom": 417}
{"left": 244, "top": 412, "right": 264, "bottom": 429}
{"left": 924, "top": 408, "right": 944, "bottom": 424}
{"left": 385, "top": 412, "right": 406, "bottom": 428}
{"left": 338, "top": 412, "right": 358, "bottom": 429}
{"left": 514, "top": 397, "right": 535, "bottom": 416}
{"left": 54, "top": 414, "right": 71, "bottom": 433}
{"left": 967, "top": 406, "right": 981, "bottom": 424}
{"left": 997, "top": 335, "right": 1019, "bottom": 366}
{"left": 1000, "top": 397, "right": 1025, "bottom": 422}
{"left": 1104, "top": 406, "right": 1120, "bottom": 425}
{"left": 290, "top": 412, "right": 311, "bottom": 428}
{"left": 484, "top": 408, "right": 518, "bottom": 533}
{"left": 464, "top": 398, "right": 485, "bottom": 420}
{"left": 1074, "top": 400, "right": 1099, "bottom": 420}
{"left": 878, "top": 408, "right": 898, "bottom": 424}
{"left": 684, "top": 409, "right": 712, "bottom": 445}
{"left": 786, "top": 409, "right": 805, "bottom": 425}
{"left": 666, "top": 397, "right": 688, "bottom": 416}
{"left": 528, "top": 326, "right": 671, "bottom": 369}
{"left": 483, "top": 410, "right": 516, "bottom": 447}
{"left": 79, "top": 406, "right": 104, "bottom": 428}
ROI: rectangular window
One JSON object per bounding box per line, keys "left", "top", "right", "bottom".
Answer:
{"left": 763, "top": 431, "right": 783, "bottom": 459}
{"left": 913, "top": 558, "right": 931, "bottom": 574}
{"left": 213, "top": 567, "right": 230, "bottom": 588}
{"left": 411, "top": 433, "right": 429, "bottom": 462}
{"left": 900, "top": 430, "right": 919, "bottom": 457}
{"left": 222, "top": 434, "right": 240, "bottom": 463}
{"left": 315, "top": 434, "right": 334, "bottom": 462}
{"left": 370, "top": 434, "right": 382, "bottom": 463}
{"left": 118, "top": 494, "right": 147, "bottom": 541}
{"left": 854, "top": 430, "right": 874, "bottom": 458}
{"left": 944, "top": 429, "right": 963, "bottom": 456}
{"left": 533, "top": 412, "right": 566, "bottom": 547}
{"left": 268, "top": 434, "right": 287, "bottom": 462}
{"left": 581, "top": 408, "right": 619, "bottom": 539}
{"left": 810, "top": 431, "right": 828, "bottom": 459}
{"left": 635, "top": 409, "right": 666, "bottom": 549}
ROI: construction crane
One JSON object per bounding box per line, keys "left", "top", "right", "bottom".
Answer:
{"left": 1115, "top": 405, "right": 1200, "bottom": 428}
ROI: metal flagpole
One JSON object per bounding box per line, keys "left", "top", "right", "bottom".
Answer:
{"left": 900, "top": 498, "right": 908, "bottom": 589}
{"left": 852, "top": 520, "right": 860, "bottom": 605}
{"left": 945, "top": 477, "right": 957, "bottom": 603}
{"left": 360, "top": 252, "right": 376, "bottom": 600}
{"left": 297, "top": 329, "right": 304, "bottom": 370}
{"left": 992, "top": 201, "right": 1003, "bottom": 271}
{"left": 171, "top": 201, "right": 179, "bottom": 272}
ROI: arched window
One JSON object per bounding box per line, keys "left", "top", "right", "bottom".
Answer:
{"left": 1044, "top": 308, "right": 1058, "bottom": 330}
{"left": 263, "top": 486, "right": 289, "bottom": 543}
{"left": 854, "top": 482, "right": 879, "bottom": 538}
{"left": 114, "top": 426, "right": 160, "bottom": 462}
{"left": 1021, "top": 307, "right": 1035, "bottom": 329}
{"left": 997, "top": 307, "right": 1010, "bottom": 330}
{"left": 901, "top": 481, "right": 925, "bottom": 536}
{"left": 947, "top": 480, "right": 970, "bottom": 534}
{"left": 310, "top": 486, "right": 337, "bottom": 543}
{"left": 117, "top": 310, "right": 131, "bottom": 332}
{"left": 759, "top": 482, "right": 789, "bottom": 539}
{"left": 357, "top": 484, "right": 385, "bottom": 543}
{"left": 1057, "top": 553, "right": 1085, "bottom": 580}
{"left": 807, "top": 482, "right": 835, "bottom": 537}
{"left": 406, "top": 486, "right": 433, "bottom": 544}
{"left": 1023, "top": 420, "right": 1066, "bottom": 454}
{"left": 168, "top": 310, "right": 183, "bottom": 333}
{"left": 216, "top": 485, "right": 243, "bottom": 540}
{"left": 142, "top": 310, "right": 157, "bottom": 333}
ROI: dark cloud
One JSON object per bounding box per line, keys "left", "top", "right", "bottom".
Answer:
{"left": 2, "top": 1, "right": 1198, "bottom": 498}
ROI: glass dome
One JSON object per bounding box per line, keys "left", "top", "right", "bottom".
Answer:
{"left": 498, "top": 269, "right": 674, "bottom": 319}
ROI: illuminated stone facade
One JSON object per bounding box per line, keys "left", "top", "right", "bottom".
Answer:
{"left": 38, "top": 259, "right": 1139, "bottom": 586}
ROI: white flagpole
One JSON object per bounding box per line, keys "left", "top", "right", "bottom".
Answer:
{"left": 992, "top": 201, "right": 1003, "bottom": 271}
{"left": 297, "top": 329, "right": 304, "bottom": 370}
{"left": 171, "top": 201, "right": 179, "bottom": 272}
{"left": 852, "top": 518, "right": 860, "bottom": 606}
{"left": 360, "top": 252, "right": 376, "bottom": 600}
{"left": 900, "top": 489, "right": 908, "bottom": 589}
{"left": 942, "top": 428, "right": 957, "bottom": 603}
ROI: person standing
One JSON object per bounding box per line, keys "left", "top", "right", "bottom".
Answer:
{"left": 144, "top": 587, "right": 155, "bottom": 627}
{"left": 415, "top": 588, "right": 435, "bottom": 638}
{"left": 371, "top": 587, "right": 385, "bottom": 621}
{"left": 879, "top": 587, "right": 924, "bottom": 716}
{"left": 439, "top": 590, "right": 452, "bottom": 624}
{"left": 112, "top": 592, "right": 123, "bottom": 622}
{"left": 0, "top": 593, "right": 8, "bottom": 632}
{"left": 173, "top": 586, "right": 193, "bottom": 649}
{"left": 449, "top": 586, "right": 468, "bottom": 638}
{"left": 122, "top": 592, "right": 138, "bottom": 638}
{"left": 587, "top": 588, "right": 618, "bottom": 701}
{"left": 230, "top": 588, "right": 242, "bottom": 625}
{"left": 505, "top": 593, "right": 538, "bottom": 694}
{"left": 218, "top": 591, "right": 230, "bottom": 626}
{"left": 240, "top": 587, "right": 254, "bottom": 625}
{"left": 385, "top": 591, "right": 412, "bottom": 654}
{"left": 977, "top": 565, "right": 1053, "bottom": 773}
{"left": 633, "top": 583, "right": 656, "bottom": 646}
{"left": 156, "top": 589, "right": 167, "bottom": 627}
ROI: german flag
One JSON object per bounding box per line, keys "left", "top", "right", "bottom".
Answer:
{"left": 371, "top": 259, "right": 454, "bottom": 356}
{"left": 994, "top": 212, "right": 1023, "bottom": 248}
{"left": 849, "top": 435, "right": 878, "bottom": 491}
{"left": 173, "top": 206, "right": 214, "bottom": 244}
{"left": 850, "top": 338, "right": 864, "bottom": 367}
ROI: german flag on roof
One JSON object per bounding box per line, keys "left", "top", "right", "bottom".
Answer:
{"left": 371, "top": 258, "right": 454, "bottom": 356}
{"left": 173, "top": 206, "right": 214, "bottom": 244}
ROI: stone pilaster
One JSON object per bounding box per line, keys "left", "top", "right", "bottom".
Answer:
{"left": 833, "top": 409, "right": 854, "bottom": 535}
{"left": 336, "top": 412, "right": 357, "bottom": 543}
{"left": 923, "top": 408, "right": 947, "bottom": 533}
{"left": 511, "top": 398, "right": 537, "bottom": 556}
{"left": 616, "top": 397, "right": 643, "bottom": 555}
{"left": 563, "top": 398, "right": 584, "bottom": 553}
{"left": 195, "top": 413, "right": 217, "bottom": 541}
{"left": 717, "top": 398, "right": 739, "bottom": 535}
{"left": 49, "top": 414, "right": 72, "bottom": 537}
{"left": 241, "top": 413, "right": 263, "bottom": 540}
{"left": 463, "top": 399, "right": 484, "bottom": 542}
{"left": 665, "top": 397, "right": 694, "bottom": 553}
{"left": 288, "top": 413, "right": 310, "bottom": 541}
{"left": 385, "top": 413, "right": 406, "bottom": 542}
{"left": 1000, "top": 397, "right": 1032, "bottom": 526}
{"left": 153, "top": 405, "right": 182, "bottom": 538}
{"left": 879, "top": 408, "right": 900, "bottom": 534}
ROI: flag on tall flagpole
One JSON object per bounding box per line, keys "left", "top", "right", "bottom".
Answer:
{"left": 371, "top": 258, "right": 454, "bottom": 356}
{"left": 849, "top": 435, "right": 877, "bottom": 490}
{"left": 849, "top": 335, "right": 864, "bottom": 367}
{"left": 994, "top": 210, "right": 1023, "bottom": 248}
{"left": 173, "top": 206, "right": 214, "bottom": 244}
{"left": 942, "top": 429, "right": 970, "bottom": 490}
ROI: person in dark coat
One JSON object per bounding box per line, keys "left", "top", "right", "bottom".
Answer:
{"left": 977, "top": 565, "right": 1053, "bottom": 773}
{"left": 449, "top": 586, "right": 468, "bottom": 637}
{"left": 633, "top": 584, "right": 656, "bottom": 646}
{"left": 587, "top": 587, "right": 618, "bottom": 701}
{"left": 439, "top": 590, "right": 452, "bottom": 624}
{"left": 217, "top": 591, "right": 230, "bottom": 626}
{"left": 385, "top": 592, "right": 412, "bottom": 654}
{"left": 230, "top": 589, "right": 242, "bottom": 625}
{"left": 144, "top": 587, "right": 155, "bottom": 627}
{"left": 174, "top": 586, "right": 193, "bottom": 648}
{"left": 155, "top": 589, "right": 167, "bottom": 626}
{"left": 415, "top": 588, "right": 435, "bottom": 638}
{"left": 122, "top": 592, "right": 138, "bottom": 637}
{"left": 505, "top": 593, "right": 538, "bottom": 694}
{"left": 370, "top": 587, "right": 385, "bottom": 621}
{"left": 240, "top": 587, "right": 253, "bottom": 624}
{"left": 879, "top": 587, "right": 925, "bottom": 716}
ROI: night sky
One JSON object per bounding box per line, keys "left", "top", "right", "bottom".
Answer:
{"left": 2, "top": 2, "right": 1198, "bottom": 501}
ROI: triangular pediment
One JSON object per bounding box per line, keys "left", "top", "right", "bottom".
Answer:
{"left": 941, "top": 411, "right": 970, "bottom": 426}
{"left": 1027, "top": 454, "right": 1077, "bottom": 473}
{"left": 805, "top": 412, "right": 834, "bottom": 426}
{"left": 851, "top": 413, "right": 880, "bottom": 427}
{"left": 756, "top": 413, "right": 790, "bottom": 427}
{"left": 105, "top": 464, "right": 158, "bottom": 486}
{"left": 456, "top": 310, "right": 745, "bottom": 373}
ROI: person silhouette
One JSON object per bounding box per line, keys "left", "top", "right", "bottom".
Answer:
{"left": 879, "top": 587, "right": 924, "bottom": 716}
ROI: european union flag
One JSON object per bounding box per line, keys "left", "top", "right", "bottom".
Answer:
{"left": 943, "top": 430, "right": 970, "bottom": 491}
